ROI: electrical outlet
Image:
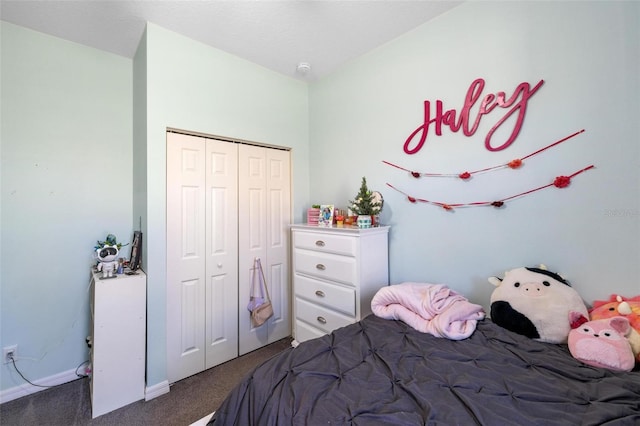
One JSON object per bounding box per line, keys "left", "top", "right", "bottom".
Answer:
{"left": 3, "top": 345, "right": 17, "bottom": 364}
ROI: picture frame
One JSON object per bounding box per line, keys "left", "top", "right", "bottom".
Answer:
{"left": 129, "top": 231, "right": 142, "bottom": 271}
{"left": 319, "top": 204, "right": 335, "bottom": 227}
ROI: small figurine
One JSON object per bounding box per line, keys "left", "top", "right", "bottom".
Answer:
{"left": 94, "top": 234, "right": 127, "bottom": 279}
{"left": 96, "top": 245, "right": 119, "bottom": 278}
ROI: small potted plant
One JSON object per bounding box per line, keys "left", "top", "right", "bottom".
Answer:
{"left": 349, "top": 177, "right": 383, "bottom": 228}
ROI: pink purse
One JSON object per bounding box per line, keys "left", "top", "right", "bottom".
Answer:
{"left": 247, "top": 258, "right": 274, "bottom": 327}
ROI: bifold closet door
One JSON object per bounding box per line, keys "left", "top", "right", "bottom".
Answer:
{"left": 238, "top": 144, "right": 291, "bottom": 355}
{"left": 166, "top": 133, "right": 239, "bottom": 384}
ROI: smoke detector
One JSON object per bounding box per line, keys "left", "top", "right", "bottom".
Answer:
{"left": 296, "top": 62, "right": 312, "bottom": 75}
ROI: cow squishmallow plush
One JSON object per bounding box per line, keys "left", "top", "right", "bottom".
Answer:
{"left": 489, "top": 266, "right": 588, "bottom": 344}
{"left": 589, "top": 295, "right": 640, "bottom": 362}
{"left": 568, "top": 312, "right": 635, "bottom": 372}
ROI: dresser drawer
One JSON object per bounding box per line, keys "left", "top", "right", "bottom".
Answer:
{"left": 294, "top": 320, "right": 326, "bottom": 343}
{"left": 294, "top": 249, "right": 356, "bottom": 285}
{"left": 294, "top": 274, "right": 355, "bottom": 316}
{"left": 294, "top": 231, "right": 357, "bottom": 256}
{"left": 296, "top": 298, "right": 354, "bottom": 335}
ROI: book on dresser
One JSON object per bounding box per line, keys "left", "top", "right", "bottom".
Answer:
{"left": 290, "top": 224, "right": 390, "bottom": 345}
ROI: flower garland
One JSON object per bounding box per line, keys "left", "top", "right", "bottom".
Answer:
{"left": 383, "top": 129, "right": 585, "bottom": 179}
{"left": 386, "top": 165, "right": 594, "bottom": 211}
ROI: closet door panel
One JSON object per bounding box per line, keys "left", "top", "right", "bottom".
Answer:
{"left": 266, "top": 149, "right": 291, "bottom": 341}
{"left": 238, "top": 144, "right": 269, "bottom": 354}
{"left": 268, "top": 262, "right": 285, "bottom": 322}
{"left": 205, "top": 140, "right": 238, "bottom": 368}
{"left": 181, "top": 279, "right": 201, "bottom": 351}
{"left": 167, "top": 133, "right": 206, "bottom": 383}
{"left": 205, "top": 273, "right": 235, "bottom": 367}
{"left": 248, "top": 188, "right": 265, "bottom": 250}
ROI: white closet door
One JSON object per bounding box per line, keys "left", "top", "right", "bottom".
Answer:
{"left": 168, "top": 132, "right": 291, "bottom": 377}
{"left": 204, "top": 139, "right": 239, "bottom": 369}
{"left": 167, "top": 133, "right": 239, "bottom": 383}
{"left": 238, "top": 145, "right": 291, "bottom": 354}
{"left": 264, "top": 148, "right": 292, "bottom": 342}
{"left": 166, "top": 132, "right": 207, "bottom": 383}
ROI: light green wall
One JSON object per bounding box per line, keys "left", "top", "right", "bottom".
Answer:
{"left": 1, "top": 22, "right": 132, "bottom": 390}
{"left": 309, "top": 1, "right": 640, "bottom": 307}
{"left": 133, "top": 26, "right": 147, "bottom": 267}
{"left": 138, "top": 23, "right": 309, "bottom": 386}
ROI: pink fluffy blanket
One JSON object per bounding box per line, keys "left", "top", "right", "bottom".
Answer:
{"left": 371, "top": 283, "right": 486, "bottom": 340}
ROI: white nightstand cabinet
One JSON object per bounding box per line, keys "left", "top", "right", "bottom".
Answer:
{"left": 291, "top": 225, "right": 389, "bottom": 344}
{"left": 89, "top": 269, "right": 146, "bottom": 418}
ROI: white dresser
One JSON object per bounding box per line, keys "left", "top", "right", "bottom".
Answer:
{"left": 291, "top": 225, "right": 389, "bottom": 344}
{"left": 89, "top": 268, "right": 146, "bottom": 418}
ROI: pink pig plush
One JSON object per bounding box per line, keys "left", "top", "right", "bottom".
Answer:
{"left": 567, "top": 312, "right": 635, "bottom": 372}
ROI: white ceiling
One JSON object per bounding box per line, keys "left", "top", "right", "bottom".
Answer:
{"left": 0, "top": 0, "right": 463, "bottom": 80}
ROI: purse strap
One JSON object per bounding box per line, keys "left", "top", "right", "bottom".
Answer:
{"left": 255, "top": 258, "right": 272, "bottom": 302}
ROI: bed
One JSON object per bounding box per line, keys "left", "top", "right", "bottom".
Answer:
{"left": 209, "top": 311, "right": 640, "bottom": 425}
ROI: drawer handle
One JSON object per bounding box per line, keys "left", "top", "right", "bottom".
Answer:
{"left": 317, "top": 316, "right": 327, "bottom": 324}
{"left": 316, "top": 264, "right": 326, "bottom": 271}
{"left": 315, "top": 290, "right": 325, "bottom": 297}
{"left": 315, "top": 240, "right": 325, "bottom": 247}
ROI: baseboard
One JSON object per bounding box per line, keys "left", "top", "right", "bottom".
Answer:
{"left": 145, "top": 380, "right": 170, "bottom": 401}
{"left": 1, "top": 369, "right": 171, "bottom": 405}
{"left": 0, "top": 367, "right": 79, "bottom": 404}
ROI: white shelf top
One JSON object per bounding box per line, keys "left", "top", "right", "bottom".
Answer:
{"left": 290, "top": 223, "right": 389, "bottom": 235}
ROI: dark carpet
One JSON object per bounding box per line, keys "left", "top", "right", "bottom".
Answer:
{"left": 0, "top": 337, "right": 292, "bottom": 426}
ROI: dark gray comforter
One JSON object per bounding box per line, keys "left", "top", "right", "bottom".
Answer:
{"left": 209, "top": 315, "right": 640, "bottom": 425}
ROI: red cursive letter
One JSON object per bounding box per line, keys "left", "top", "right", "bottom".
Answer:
{"left": 484, "top": 79, "right": 544, "bottom": 151}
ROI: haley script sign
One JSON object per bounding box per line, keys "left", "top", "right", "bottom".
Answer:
{"left": 403, "top": 78, "right": 545, "bottom": 155}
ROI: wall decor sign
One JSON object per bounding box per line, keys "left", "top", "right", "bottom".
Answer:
{"left": 404, "top": 78, "right": 545, "bottom": 155}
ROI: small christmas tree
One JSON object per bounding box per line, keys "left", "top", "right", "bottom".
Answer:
{"left": 349, "top": 177, "right": 382, "bottom": 216}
